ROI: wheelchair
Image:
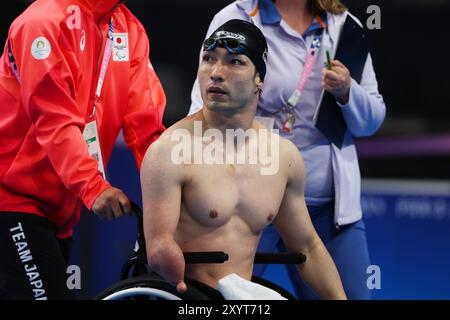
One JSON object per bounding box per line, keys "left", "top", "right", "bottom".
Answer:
{"left": 95, "top": 202, "right": 306, "bottom": 300}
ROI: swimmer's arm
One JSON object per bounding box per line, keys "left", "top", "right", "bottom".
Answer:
{"left": 140, "top": 139, "right": 187, "bottom": 293}
{"left": 273, "top": 141, "right": 346, "bottom": 300}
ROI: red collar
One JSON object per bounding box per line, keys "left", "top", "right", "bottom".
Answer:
{"left": 73, "top": 0, "right": 122, "bottom": 20}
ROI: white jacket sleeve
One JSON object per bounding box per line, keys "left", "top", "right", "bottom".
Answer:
{"left": 189, "top": 77, "right": 203, "bottom": 115}
{"left": 338, "top": 53, "right": 386, "bottom": 137}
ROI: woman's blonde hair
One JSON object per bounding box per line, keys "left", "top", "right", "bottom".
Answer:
{"left": 309, "top": 0, "right": 347, "bottom": 15}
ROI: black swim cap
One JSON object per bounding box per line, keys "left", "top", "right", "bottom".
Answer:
{"left": 204, "top": 19, "right": 268, "bottom": 81}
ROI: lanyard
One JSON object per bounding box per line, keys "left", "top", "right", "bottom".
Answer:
{"left": 91, "top": 17, "right": 114, "bottom": 118}
{"left": 286, "top": 33, "right": 322, "bottom": 108}
{"left": 282, "top": 21, "right": 326, "bottom": 133}
{"left": 84, "top": 17, "right": 114, "bottom": 180}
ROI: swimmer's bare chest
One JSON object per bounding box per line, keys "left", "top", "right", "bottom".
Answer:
{"left": 180, "top": 162, "right": 287, "bottom": 234}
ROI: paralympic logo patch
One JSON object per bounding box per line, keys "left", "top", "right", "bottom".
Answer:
{"left": 31, "top": 36, "right": 51, "bottom": 60}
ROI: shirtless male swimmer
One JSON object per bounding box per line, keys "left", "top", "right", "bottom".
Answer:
{"left": 140, "top": 19, "right": 346, "bottom": 300}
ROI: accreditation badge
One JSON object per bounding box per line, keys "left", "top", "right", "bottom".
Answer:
{"left": 83, "top": 120, "right": 106, "bottom": 179}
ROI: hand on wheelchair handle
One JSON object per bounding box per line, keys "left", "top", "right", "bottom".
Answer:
{"left": 91, "top": 187, "right": 132, "bottom": 220}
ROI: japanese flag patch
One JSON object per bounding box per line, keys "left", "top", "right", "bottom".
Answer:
{"left": 112, "top": 33, "right": 129, "bottom": 62}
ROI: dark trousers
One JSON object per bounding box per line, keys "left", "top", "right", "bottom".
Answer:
{"left": 0, "top": 212, "right": 75, "bottom": 300}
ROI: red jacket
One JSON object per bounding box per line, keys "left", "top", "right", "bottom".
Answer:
{"left": 0, "top": 0, "right": 166, "bottom": 237}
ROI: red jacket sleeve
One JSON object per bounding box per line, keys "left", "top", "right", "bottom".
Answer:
{"left": 11, "top": 19, "right": 110, "bottom": 210}
{"left": 122, "top": 27, "right": 166, "bottom": 170}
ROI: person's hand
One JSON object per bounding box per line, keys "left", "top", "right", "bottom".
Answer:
{"left": 147, "top": 239, "right": 188, "bottom": 294}
{"left": 322, "top": 60, "right": 351, "bottom": 104}
{"left": 91, "top": 187, "right": 131, "bottom": 220}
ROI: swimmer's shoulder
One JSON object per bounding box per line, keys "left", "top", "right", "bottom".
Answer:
{"left": 144, "top": 112, "right": 203, "bottom": 162}
{"left": 252, "top": 121, "right": 304, "bottom": 164}
{"left": 277, "top": 135, "right": 306, "bottom": 176}
{"left": 158, "top": 111, "right": 203, "bottom": 141}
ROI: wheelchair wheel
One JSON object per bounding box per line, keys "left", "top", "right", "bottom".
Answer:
{"left": 95, "top": 274, "right": 214, "bottom": 300}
